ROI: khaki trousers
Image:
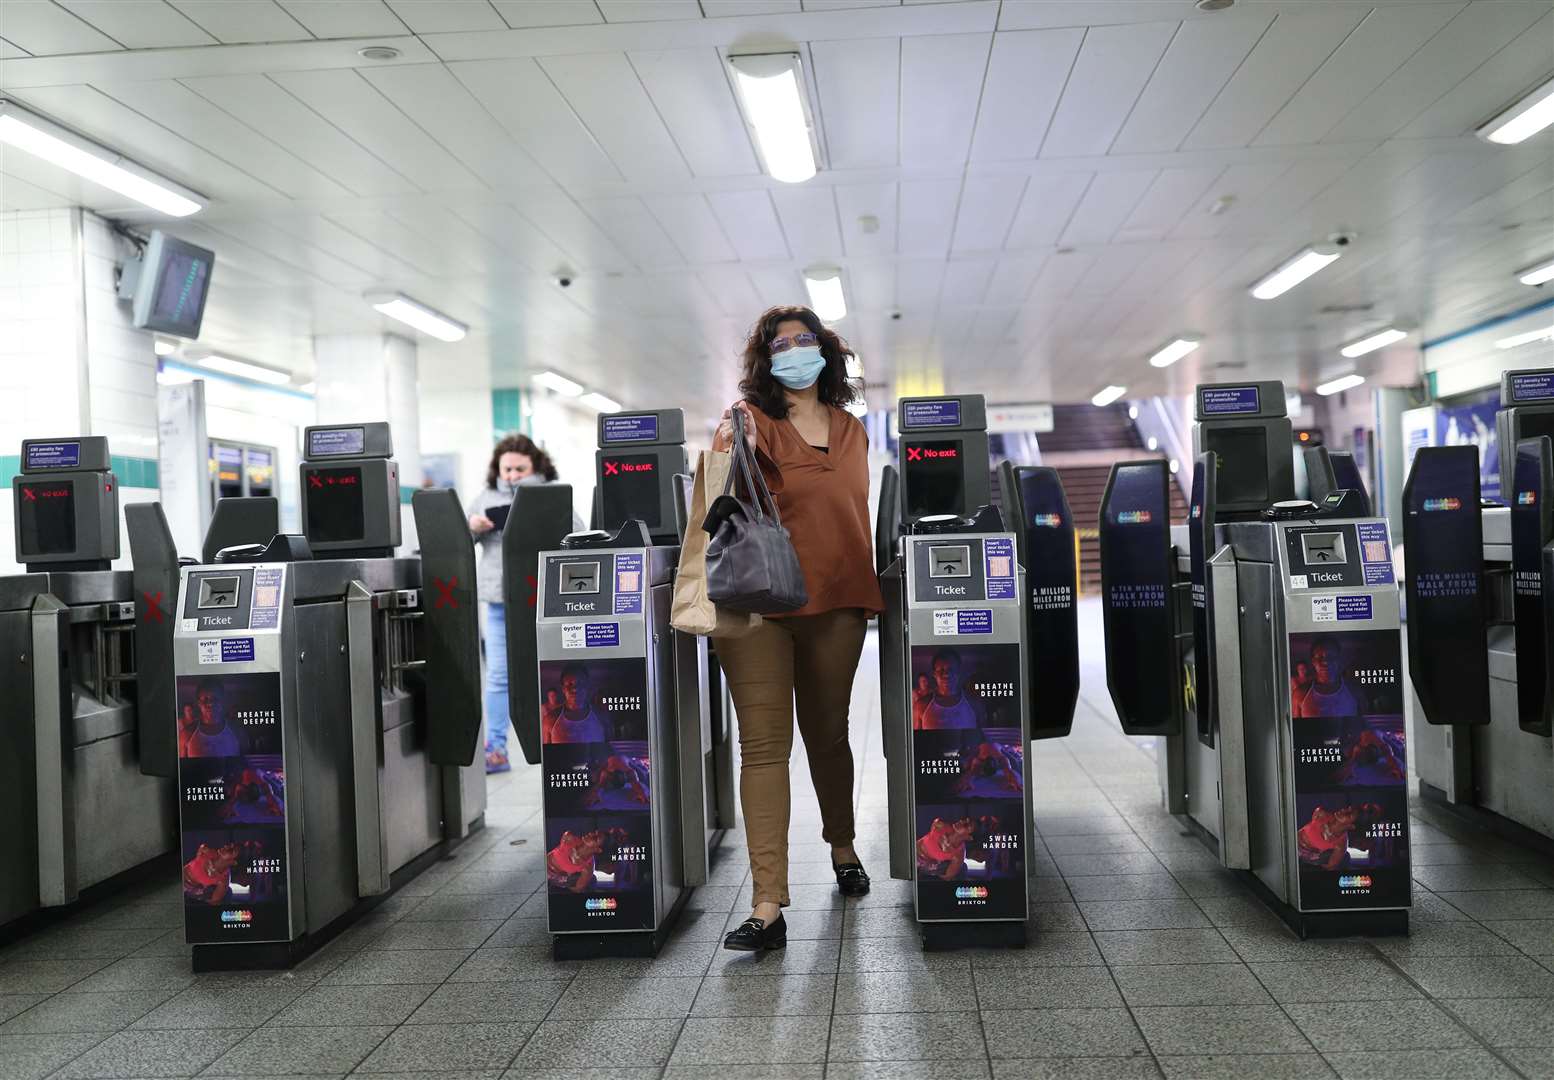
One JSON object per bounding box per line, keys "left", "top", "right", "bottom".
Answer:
{"left": 716, "top": 608, "right": 868, "bottom": 906}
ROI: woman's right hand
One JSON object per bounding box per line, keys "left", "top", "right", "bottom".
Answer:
{"left": 469, "top": 513, "right": 494, "bottom": 536}
{"left": 713, "top": 401, "right": 757, "bottom": 453}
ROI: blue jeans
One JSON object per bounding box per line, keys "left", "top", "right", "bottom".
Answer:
{"left": 484, "top": 602, "right": 510, "bottom": 754}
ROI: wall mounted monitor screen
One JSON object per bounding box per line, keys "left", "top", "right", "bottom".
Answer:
{"left": 601, "top": 454, "right": 661, "bottom": 529}
{"left": 131, "top": 230, "right": 214, "bottom": 338}
{"left": 1205, "top": 427, "right": 1270, "bottom": 505}
{"left": 903, "top": 439, "right": 966, "bottom": 519}
{"left": 304, "top": 467, "right": 365, "bottom": 543}
{"left": 18, "top": 480, "right": 76, "bottom": 557}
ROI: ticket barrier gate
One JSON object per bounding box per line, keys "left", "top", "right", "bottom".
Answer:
{"left": 0, "top": 437, "right": 182, "bottom": 937}
{"left": 168, "top": 422, "right": 485, "bottom": 969}
{"left": 505, "top": 409, "right": 733, "bottom": 958}
{"left": 1407, "top": 366, "right": 1554, "bottom": 841}
{"left": 876, "top": 396, "right": 1079, "bottom": 949}
{"left": 1103, "top": 381, "right": 1410, "bottom": 936}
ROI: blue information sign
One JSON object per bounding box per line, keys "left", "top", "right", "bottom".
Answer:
{"left": 602, "top": 415, "right": 659, "bottom": 444}
{"left": 308, "top": 428, "right": 365, "bottom": 457}
{"left": 1510, "top": 372, "right": 1554, "bottom": 403}
{"left": 903, "top": 400, "right": 962, "bottom": 428}
{"left": 26, "top": 442, "right": 80, "bottom": 469}
{"left": 1200, "top": 387, "right": 1261, "bottom": 416}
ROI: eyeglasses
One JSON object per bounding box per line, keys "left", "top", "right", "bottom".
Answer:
{"left": 768, "top": 332, "right": 819, "bottom": 355}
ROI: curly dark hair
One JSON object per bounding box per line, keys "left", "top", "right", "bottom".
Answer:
{"left": 485, "top": 433, "right": 557, "bottom": 488}
{"left": 739, "top": 306, "right": 860, "bottom": 420}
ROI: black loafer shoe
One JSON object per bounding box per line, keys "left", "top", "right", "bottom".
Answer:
{"left": 723, "top": 914, "right": 787, "bottom": 952}
{"left": 833, "top": 860, "right": 871, "bottom": 898}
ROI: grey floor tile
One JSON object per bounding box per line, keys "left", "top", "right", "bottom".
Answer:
{"left": 1412, "top": 865, "right": 1545, "bottom": 892}
{"left": 484, "top": 920, "right": 552, "bottom": 949}
{"left": 365, "top": 920, "right": 503, "bottom": 951}
{"left": 980, "top": 1007, "right": 1148, "bottom": 1059}
{"left": 437, "top": 872, "right": 546, "bottom": 896}
{"left": 708, "top": 939, "right": 839, "bottom": 978}
{"left": 319, "top": 947, "right": 474, "bottom": 986}
{"left": 0, "top": 1032, "right": 110, "bottom": 1080}
{"left": 1029, "top": 903, "right": 1088, "bottom": 933}
{"left": 970, "top": 932, "right": 1103, "bottom": 969}
{"left": 829, "top": 1064, "right": 989, "bottom": 1080}
{"left": 1501, "top": 1047, "right": 1554, "bottom": 1080}
{"left": 1371, "top": 920, "right": 1520, "bottom": 959}
{"left": 828, "top": 1011, "right": 985, "bottom": 1061}
{"left": 356, "top": 1022, "right": 538, "bottom": 1072}
{"left": 990, "top": 1059, "right": 1161, "bottom": 1080}
{"left": 1394, "top": 954, "right": 1554, "bottom": 998}
{"left": 1411, "top": 892, "right": 1476, "bottom": 922}
{"left": 839, "top": 908, "right": 918, "bottom": 939}
{"left": 1192, "top": 896, "right": 1283, "bottom": 929}
{"left": 1132, "top": 1005, "right": 1313, "bottom": 1056}
{"left": 0, "top": 928, "right": 166, "bottom": 964}
{"left": 685, "top": 886, "right": 743, "bottom": 913}
{"left": 403, "top": 895, "right": 527, "bottom": 923}
{"left": 129, "top": 987, "right": 302, "bottom": 1031}
{"left": 667, "top": 911, "right": 733, "bottom": 944}
{"left": 832, "top": 969, "right": 970, "bottom": 1014}
{"left": 0, "top": 960, "right": 113, "bottom": 996}
{"left": 1065, "top": 875, "right": 1188, "bottom": 902}
{"left": 553, "top": 976, "right": 700, "bottom": 1019}
{"left": 846, "top": 880, "right": 916, "bottom": 909}
{"left": 1171, "top": 873, "right": 1256, "bottom": 901}
{"left": 513, "top": 1070, "right": 664, "bottom": 1080}
{"left": 1285, "top": 998, "right": 1475, "bottom": 1052}
{"left": 0, "top": 995, "right": 48, "bottom": 1025}
{"left": 65, "top": 957, "right": 197, "bottom": 994}
{"left": 272, "top": 984, "right": 439, "bottom": 1026}
{"left": 1042, "top": 833, "right": 1150, "bottom": 855}
{"left": 1080, "top": 900, "right": 1210, "bottom": 932}
{"left": 1448, "top": 996, "right": 1554, "bottom": 1046}
{"left": 0, "top": 990, "right": 177, "bottom": 1034}
{"left": 972, "top": 965, "right": 1122, "bottom": 1010}
{"left": 447, "top": 947, "right": 581, "bottom": 983}
{"left": 207, "top": 1024, "right": 393, "bottom": 1075}
{"left": 1111, "top": 963, "right": 1273, "bottom": 1007}
{"left": 665, "top": 1068, "right": 823, "bottom": 1080}
{"left": 53, "top": 1027, "right": 248, "bottom": 1078}
{"left": 1034, "top": 815, "right": 1131, "bottom": 837}
{"left": 1247, "top": 959, "right": 1422, "bottom": 1003}
{"left": 1054, "top": 853, "right": 1167, "bottom": 877}
{"left": 1216, "top": 925, "right": 1377, "bottom": 964}
{"left": 585, "top": 939, "right": 719, "bottom": 980}
{"left": 1156, "top": 1053, "right": 1337, "bottom": 1079}
{"left": 1093, "top": 929, "right": 1237, "bottom": 966}
{"left": 670, "top": 1015, "right": 829, "bottom": 1065}
{"left": 1434, "top": 890, "right": 1554, "bottom": 921}
{"left": 1482, "top": 919, "right": 1554, "bottom": 955}
{"left": 692, "top": 974, "right": 836, "bottom": 1017}
{"left": 513, "top": 1019, "right": 683, "bottom": 1069}
{"left": 1321, "top": 1048, "right": 1519, "bottom": 1079}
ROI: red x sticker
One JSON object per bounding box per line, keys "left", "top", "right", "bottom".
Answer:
{"left": 906, "top": 446, "right": 922, "bottom": 462}
{"left": 143, "top": 590, "right": 164, "bottom": 622}
{"left": 525, "top": 574, "right": 538, "bottom": 607}
{"left": 603, "top": 460, "right": 619, "bottom": 476}
{"left": 432, "top": 576, "right": 459, "bottom": 609}
{"left": 308, "top": 474, "right": 323, "bottom": 488}
{"left": 22, "top": 487, "right": 36, "bottom": 501}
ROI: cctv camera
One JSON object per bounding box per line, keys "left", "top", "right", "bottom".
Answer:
{"left": 891, "top": 310, "right": 902, "bottom": 321}
{"left": 1328, "top": 231, "right": 1357, "bottom": 248}
{"left": 555, "top": 271, "right": 574, "bottom": 288}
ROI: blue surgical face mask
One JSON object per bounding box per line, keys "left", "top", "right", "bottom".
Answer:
{"left": 770, "top": 346, "right": 826, "bottom": 390}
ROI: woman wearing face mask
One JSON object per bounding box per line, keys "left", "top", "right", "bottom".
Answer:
{"left": 711, "top": 306, "right": 884, "bottom": 952}
{"left": 467, "top": 434, "right": 573, "bottom": 773}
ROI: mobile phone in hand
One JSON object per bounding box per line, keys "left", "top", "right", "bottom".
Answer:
{"left": 486, "top": 504, "right": 511, "bottom": 531}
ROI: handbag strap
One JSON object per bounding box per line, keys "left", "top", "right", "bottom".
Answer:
{"left": 725, "top": 408, "right": 783, "bottom": 526}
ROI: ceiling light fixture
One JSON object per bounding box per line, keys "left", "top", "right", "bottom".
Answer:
{"left": 196, "top": 354, "right": 292, "bottom": 385}
{"left": 1250, "top": 245, "right": 1343, "bottom": 300}
{"left": 156, "top": 364, "right": 195, "bottom": 386}
{"left": 1316, "top": 373, "right": 1365, "bottom": 396}
{"left": 532, "top": 370, "right": 584, "bottom": 396}
{"left": 0, "top": 100, "right": 203, "bottom": 217}
{"left": 1495, "top": 324, "right": 1554, "bottom": 350}
{"left": 1517, "top": 256, "right": 1554, "bottom": 286}
{"left": 804, "top": 265, "right": 847, "bottom": 321}
{"left": 1478, "top": 73, "right": 1554, "bottom": 146}
{"left": 299, "top": 381, "right": 317, "bottom": 395}
{"left": 365, "top": 291, "right": 467, "bottom": 342}
{"left": 1340, "top": 327, "right": 1408, "bottom": 358}
{"left": 1148, "top": 335, "right": 1202, "bottom": 368}
{"left": 153, "top": 339, "right": 176, "bottom": 356}
{"left": 1092, "top": 385, "right": 1127, "bottom": 407}
{"left": 580, "top": 392, "right": 622, "bottom": 412}
{"left": 728, "top": 53, "right": 818, "bottom": 184}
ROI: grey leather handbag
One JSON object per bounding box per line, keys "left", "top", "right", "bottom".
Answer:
{"left": 703, "top": 408, "right": 809, "bottom": 614}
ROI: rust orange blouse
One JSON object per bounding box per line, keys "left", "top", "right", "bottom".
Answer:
{"left": 745, "top": 404, "right": 885, "bottom": 619}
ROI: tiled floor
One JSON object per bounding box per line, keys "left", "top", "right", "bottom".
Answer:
{"left": 5, "top": 600, "right": 1554, "bottom": 1080}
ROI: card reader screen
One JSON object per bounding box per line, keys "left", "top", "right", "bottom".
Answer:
{"left": 903, "top": 440, "right": 965, "bottom": 519}
{"left": 197, "top": 576, "right": 240, "bottom": 609}
{"left": 1204, "top": 427, "right": 1269, "bottom": 504}
{"left": 1300, "top": 531, "right": 1347, "bottom": 566}
{"left": 304, "top": 466, "right": 365, "bottom": 543}
{"left": 17, "top": 481, "right": 76, "bottom": 557}
{"left": 601, "top": 454, "right": 660, "bottom": 529}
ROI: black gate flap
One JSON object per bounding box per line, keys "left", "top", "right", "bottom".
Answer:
{"left": 412, "top": 489, "right": 483, "bottom": 766}
{"left": 126, "top": 502, "right": 179, "bottom": 779}
{"left": 1003, "top": 464, "right": 1078, "bottom": 740}
{"left": 1188, "top": 453, "right": 1217, "bottom": 746}
{"left": 502, "top": 484, "right": 576, "bottom": 766}
{"left": 1511, "top": 437, "right": 1553, "bottom": 736}
{"left": 1402, "top": 446, "right": 1489, "bottom": 726}
{"left": 203, "top": 497, "right": 279, "bottom": 564}
{"left": 876, "top": 464, "right": 900, "bottom": 577}
{"left": 1100, "top": 460, "right": 1180, "bottom": 736}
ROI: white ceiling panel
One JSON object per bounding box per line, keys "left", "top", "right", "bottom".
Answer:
{"left": 1401, "top": 10, "right": 1554, "bottom": 139}
{"left": 707, "top": 190, "right": 789, "bottom": 261}
{"left": 261, "top": 214, "right": 423, "bottom": 282}
{"left": 896, "top": 260, "right": 944, "bottom": 308}
{"left": 326, "top": 210, "right": 476, "bottom": 277}
{"left": 596, "top": 0, "right": 701, "bottom": 21}
{"left": 834, "top": 183, "right": 897, "bottom": 258}
{"left": 848, "top": 261, "right": 894, "bottom": 310}
{"left": 1111, "top": 14, "right": 1273, "bottom": 155}
{"left": 180, "top": 73, "right": 417, "bottom": 197}
{"left": 538, "top": 53, "right": 690, "bottom": 182}
{"left": 644, "top": 194, "right": 737, "bottom": 263}
{"left": 1182, "top": 8, "right": 1368, "bottom": 150}
{"left": 811, "top": 37, "right": 899, "bottom": 169}
{"left": 1329, "top": 1, "right": 1551, "bottom": 142}
{"left": 0, "top": 0, "right": 123, "bottom": 54}
{"left": 982, "top": 254, "right": 1047, "bottom": 308}
{"left": 950, "top": 175, "right": 1026, "bottom": 254}
{"left": 274, "top": 1, "right": 407, "bottom": 37}
{"left": 1025, "top": 249, "right": 1097, "bottom": 301}
{"left": 747, "top": 266, "right": 805, "bottom": 308}
{"left": 170, "top": 1, "right": 311, "bottom": 44}
{"left": 897, "top": 179, "right": 960, "bottom": 258}
{"left": 1005, "top": 172, "right": 1091, "bottom": 247}
{"left": 269, "top": 68, "right": 483, "bottom": 192}
{"left": 939, "top": 259, "right": 995, "bottom": 306}
{"left": 0, "top": 169, "right": 72, "bottom": 210}
{"left": 359, "top": 63, "right": 553, "bottom": 188}
{"left": 770, "top": 185, "right": 842, "bottom": 258}
{"left": 490, "top": 0, "right": 602, "bottom": 28}
{"left": 1120, "top": 167, "right": 1222, "bottom": 241}
{"left": 449, "top": 59, "right": 622, "bottom": 185}
{"left": 968, "top": 28, "right": 1082, "bottom": 162}
{"left": 1, "top": 37, "right": 30, "bottom": 57}
{"left": 203, "top": 218, "right": 376, "bottom": 285}
{"left": 696, "top": 267, "right": 762, "bottom": 317}
{"left": 899, "top": 32, "right": 988, "bottom": 168}
{"left": 1061, "top": 171, "right": 1157, "bottom": 245}
{"left": 451, "top": 203, "right": 575, "bottom": 276}
{"left": 519, "top": 195, "right": 636, "bottom": 272}
{"left": 702, "top": 0, "right": 800, "bottom": 13}
{"left": 576, "top": 196, "right": 684, "bottom": 270}
{"left": 629, "top": 48, "right": 758, "bottom": 178}
{"left": 1041, "top": 21, "right": 1178, "bottom": 159}
{"left": 385, "top": 1, "right": 505, "bottom": 32}
{"left": 60, "top": 1, "right": 215, "bottom": 48}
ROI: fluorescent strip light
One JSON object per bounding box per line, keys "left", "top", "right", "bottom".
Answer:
{"left": 196, "top": 354, "right": 291, "bottom": 385}
{"left": 156, "top": 366, "right": 195, "bottom": 386}
{"left": 0, "top": 101, "right": 203, "bottom": 217}
{"left": 1148, "top": 336, "right": 1201, "bottom": 368}
{"left": 845, "top": 354, "right": 863, "bottom": 379}
{"left": 1316, "top": 373, "right": 1365, "bottom": 397}
{"left": 580, "top": 392, "right": 621, "bottom": 412}
{"left": 1250, "top": 246, "right": 1342, "bottom": 300}
{"left": 533, "top": 370, "right": 584, "bottom": 396}
{"left": 804, "top": 267, "right": 846, "bottom": 321}
{"left": 1518, "top": 256, "right": 1554, "bottom": 286}
{"left": 1092, "top": 385, "right": 1126, "bottom": 407}
{"left": 153, "top": 339, "right": 176, "bottom": 356}
{"left": 1478, "top": 74, "right": 1554, "bottom": 146}
{"left": 1495, "top": 324, "right": 1554, "bottom": 350}
{"left": 728, "top": 53, "right": 817, "bottom": 184}
{"left": 299, "top": 382, "right": 317, "bottom": 395}
{"left": 1340, "top": 327, "right": 1407, "bottom": 358}
{"left": 366, "top": 291, "right": 467, "bottom": 342}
